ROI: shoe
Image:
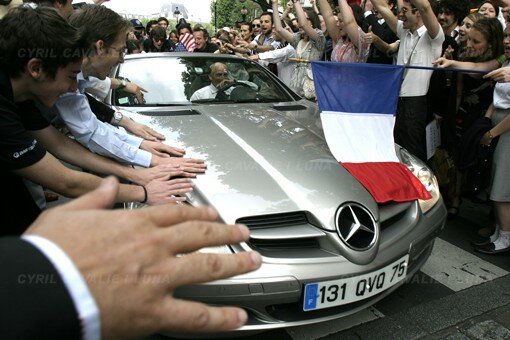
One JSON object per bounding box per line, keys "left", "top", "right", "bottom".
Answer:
{"left": 471, "top": 237, "right": 491, "bottom": 247}
{"left": 478, "top": 226, "right": 495, "bottom": 238}
{"left": 447, "top": 206, "right": 459, "bottom": 219}
{"left": 474, "top": 242, "right": 510, "bottom": 254}
{"left": 44, "top": 191, "right": 59, "bottom": 202}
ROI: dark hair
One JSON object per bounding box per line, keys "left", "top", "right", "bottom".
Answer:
{"left": 469, "top": 17, "right": 504, "bottom": 61}
{"left": 192, "top": 25, "right": 210, "bottom": 40}
{"left": 150, "top": 26, "right": 167, "bottom": 41}
{"left": 126, "top": 39, "right": 141, "bottom": 54}
{"left": 69, "top": 5, "right": 131, "bottom": 52}
{"left": 259, "top": 11, "right": 273, "bottom": 23}
{"left": 0, "top": 6, "right": 86, "bottom": 78}
{"left": 305, "top": 9, "right": 321, "bottom": 30}
{"left": 176, "top": 17, "right": 191, "bottom": 34}
{"left": 157, "top": 16, "right": 169, "bottom": 25}
{"left": 30, "top": 0, "right": 69, "bottom": 6}
{"left": 146, "top": 19, "right": 158, "bottom": 33}
{"left": 478, "top": 1, "right": 499, "bottom": 17}
{"left": 438, "top": 0, "right": 470, "bottom": 24}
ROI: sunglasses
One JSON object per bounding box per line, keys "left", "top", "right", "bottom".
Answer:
{"left": 252, "top": 24, "right": 261, "bottom": 28}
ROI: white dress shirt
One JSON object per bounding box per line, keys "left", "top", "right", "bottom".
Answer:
{"left": 257, "top": 44, "right": 297, "bottom": 87}
{"left": 55, "top": 72, "right": 152, "bottom": 167}
{"left": 396, "top": 21, "right": 444, "bottom": 97}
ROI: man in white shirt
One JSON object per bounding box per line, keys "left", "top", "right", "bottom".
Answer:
{"left": 372, "top": 0, "right": 445, "bottom": 161}
{"left": 190, "top": 62, "right": 233, "bottom": 101}
{"left": 56, "top": 4, "right": 206, "bottom": 173}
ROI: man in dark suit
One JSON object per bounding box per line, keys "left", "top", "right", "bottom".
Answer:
{"left": 363, "top": 0, "right": 399, "bottom": 64}
{"left": 1, "top": 178, "right": 262, "bottom": 338}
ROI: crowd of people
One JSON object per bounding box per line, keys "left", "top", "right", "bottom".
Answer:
{"left": 1, "top": 0, "right": 510, "bottom": 338}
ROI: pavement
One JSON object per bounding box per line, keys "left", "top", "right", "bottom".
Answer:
{"left": 317, "top": 198, "right": 510, "bottom": 340}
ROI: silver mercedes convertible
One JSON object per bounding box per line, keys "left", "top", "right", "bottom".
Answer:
{"left": 108, "top": 53, "right": 446, "bottom": 333}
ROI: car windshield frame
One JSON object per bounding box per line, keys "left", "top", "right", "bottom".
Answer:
{"left": 112, "top": 54, "right": 300, "bottom": 107}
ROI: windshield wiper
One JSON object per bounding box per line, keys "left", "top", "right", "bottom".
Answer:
{"left": 149, "top": 103, "right": 192, "bottom": 106}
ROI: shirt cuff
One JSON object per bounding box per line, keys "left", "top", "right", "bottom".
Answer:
{"left": 22, "top": 235, "right": 100, "bottom": 340}
{"left": 134, "top": 149, "right": 153, "bottom": 168}
{"left": 364, "top": 11, "right": 372, "bottom": 18}
{"left": 124, "top": 132, "right": 144, "bottom": 148}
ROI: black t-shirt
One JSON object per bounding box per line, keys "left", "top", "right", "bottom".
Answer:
{"left": 194, "top": 42, "right": 219, "bottom": 53}
{"left": 143, "top": 38, "right": 176, "bottom": 53}
{"left": 0, "top": 71, "right": 50, "bottom": 235}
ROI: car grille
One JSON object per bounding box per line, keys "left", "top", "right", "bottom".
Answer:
{"left": 236, "top": 203, "right": 414, "bottom": 259}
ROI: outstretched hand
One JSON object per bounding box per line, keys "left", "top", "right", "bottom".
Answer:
{"left": 25, "top": 177, "right": 262, "bottom": 338}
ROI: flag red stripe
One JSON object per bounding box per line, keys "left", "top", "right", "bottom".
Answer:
{"left": 341, "top": 162, "right": 432, "bottom": 203}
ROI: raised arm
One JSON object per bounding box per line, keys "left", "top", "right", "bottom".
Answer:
{"left": 272, "top": 0, "right": 294, "bottom": 43}
{"left": 337, "top": 0, "right": 362, "bottom": 49}
{"left": 294, "top": 0, "right": 321, "bottom": 41}
{"left": 371, "top": 0, "right": 398, "bottom": 33}
{"left": 411, "top": 0, "right": 440, "bottom": 38}
{"left": 317, "top": 0, "right": 341, "bottom": 42}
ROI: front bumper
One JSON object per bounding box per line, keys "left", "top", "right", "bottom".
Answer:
{"left": 173, "top": 199, "right": 446, "bottom": 332}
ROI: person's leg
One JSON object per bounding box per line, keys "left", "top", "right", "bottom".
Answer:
{"left": 475, "top": 202, "right": 510, "bottom": 253}
{"left": 394, "top": 97, "right": 427, "bottom": 162}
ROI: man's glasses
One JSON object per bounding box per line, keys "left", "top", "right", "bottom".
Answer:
{"left": 214, "top": 72, "right": 229, "bottom": 77}
{"left": 109, "top": 45, "right": 127, "bottom": 58}
{"left": 252, "top": 24, "right": 261, "bottom": 28}
{"left": 400, "top": 7, "right": 418, "bottom": 14}
{"left": 153, "top": 38, "right": 165, "bottom": 43}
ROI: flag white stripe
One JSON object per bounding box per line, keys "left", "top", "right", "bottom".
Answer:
{"left": 321, "top": 111, "right": 399, "bottom": 163}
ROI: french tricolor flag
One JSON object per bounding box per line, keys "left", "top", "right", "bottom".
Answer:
{"left": 312, "top": 62, "right": 431, "bottom": 203}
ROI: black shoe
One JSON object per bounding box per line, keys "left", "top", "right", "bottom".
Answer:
{"left": 471, "top": 237, "right": 492, "bottom": 247}
{"left": 474, "top": 242, "right": 510, "bottom": 254}
{"left": 447, "top": 206, "right": 459, "bottom": 219}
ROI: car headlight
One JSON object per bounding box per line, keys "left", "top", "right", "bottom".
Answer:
{"left": 398, "top": 147, "right": 440, "bottom": 213}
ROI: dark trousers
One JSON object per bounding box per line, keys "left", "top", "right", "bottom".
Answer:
{"left": 394, "top": 96, "right": 428, "bottom": 162}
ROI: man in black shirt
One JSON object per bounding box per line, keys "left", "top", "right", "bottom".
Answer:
{"left": 0, "top": 6, "right": 185, "bottom": 235}
{"left": 364, "top": 0, "right": 399, "bottom": 64}
{"left": 193, "top": 26, "right": 219, "bottom": 53}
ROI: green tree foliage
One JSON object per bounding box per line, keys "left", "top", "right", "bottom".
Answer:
{"left": 211, "top": 0, "right": 295, "bottom": 29}
{"left": 211, "top": 0, "right": 338, "bottom": 30}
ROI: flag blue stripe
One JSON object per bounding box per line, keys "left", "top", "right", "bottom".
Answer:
{"left": 311, "top": 62, "right": 405, "bottom": 115}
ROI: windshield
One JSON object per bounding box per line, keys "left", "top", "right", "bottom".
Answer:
{"left": 114, "top": 56, "right": 295, "bottom": 106}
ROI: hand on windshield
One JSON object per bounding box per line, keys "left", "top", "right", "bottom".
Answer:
{"left": 124, "top": 81, "right": 148, "bottom": 104}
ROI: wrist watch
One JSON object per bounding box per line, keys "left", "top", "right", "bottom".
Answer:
{"left": 112, "top": 111, "right": 123, "bottom": 126}
{"left": 117, "top": 79, "right": 127, "bottom": 90}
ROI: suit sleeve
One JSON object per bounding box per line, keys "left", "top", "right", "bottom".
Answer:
{"left": 86, "top": 93, "right": 115, "bottom": 124}
{"left": 0, "top": 238, "right": 81, "bottom": 339}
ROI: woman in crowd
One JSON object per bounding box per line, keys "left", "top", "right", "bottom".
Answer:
{"left": 435, "top": 18, "right": 504, "bottom": 217}
{"left": 478, "top": 1, "right": 499, "bottom": 18}
{"left": 271, "top": 0, "right": 325, "bottom": 98}
{"left": 457, "top": 13, "right": 484, "bottom": 55}
{"left": 318, "top": 0, "right": 370, "bottom": 63}
{"left": 473, "top": 24, "right": 510, "bottom": 254}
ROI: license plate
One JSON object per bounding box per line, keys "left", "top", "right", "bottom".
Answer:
{"left": 303, "top": 254, "right": 409, "bottom": 311}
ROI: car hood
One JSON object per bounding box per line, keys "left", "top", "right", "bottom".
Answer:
{"left": 121, "top": 101, "right": 378, "bottom": 231}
